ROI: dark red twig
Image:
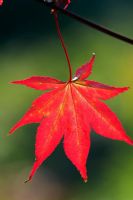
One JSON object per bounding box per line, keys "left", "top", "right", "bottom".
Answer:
{"left": 36, "top": 0, "right": 133, "bottom": 45}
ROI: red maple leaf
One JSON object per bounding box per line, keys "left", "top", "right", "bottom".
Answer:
{"left": 9, "top": 54, "right": 133, "bottom": 182}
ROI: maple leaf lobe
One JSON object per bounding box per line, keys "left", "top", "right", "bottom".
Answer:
{"left": 75, "top": 53, "right": 95, "bottom": 80}
{"left": 11, "top": 76, "right": 64, "bottom": 91}
{"left": 10, "top": 55, "right": 133, "bottom": 182}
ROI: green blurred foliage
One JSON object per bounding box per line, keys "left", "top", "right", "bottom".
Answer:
{"left": 0, "top": 0, "right": 133, "bottom": 199}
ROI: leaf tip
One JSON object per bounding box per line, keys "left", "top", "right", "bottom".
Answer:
{"left": 9, "top": 127, "right": 15, "bottom": 135}
{"left": 123, "top": 86, "right": 129, "bottom": 91}
{"left": 80, "top": 167, "right": 88, "bottom": 183}
{"left": 24, "top": 175, "right": 32, "bottom": 183}
{"left": 89, "top": 52, "right": 96, "bottom": 66}
{"left": 119, "top": 86, "right": 129, "bottom": 94}
{"left": 7, "top": 131, "right": 12, "bottom": 136}
{"left": 91, "top": 53, "right": 96, "bottom": 61}
{"left": 24, "top": 178, "right": 30, "bottom": 184}
{"left": 84, "top": 178, "right": 88, "bottom": 183}
{"left": 125, "top": 137, "right": 133, "bottom": 146}
{"left": 10, "top": 80, "right": 20, "bottom": 84}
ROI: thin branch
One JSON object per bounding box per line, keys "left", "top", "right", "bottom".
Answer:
{"left": 36, "top": 0, "right": 133, "bottom": 45}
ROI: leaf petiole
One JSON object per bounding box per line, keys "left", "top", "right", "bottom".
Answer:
{"left": 52, "top": 9, "right": 72, "bottom": 81}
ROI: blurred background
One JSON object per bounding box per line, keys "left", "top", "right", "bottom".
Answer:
{"left": 0, "top": 0, "right": 133, "bottom": 199}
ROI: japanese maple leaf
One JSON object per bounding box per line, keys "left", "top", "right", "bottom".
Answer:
{"left": 10, "top": 54, "right": 133, "bottom": 182}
